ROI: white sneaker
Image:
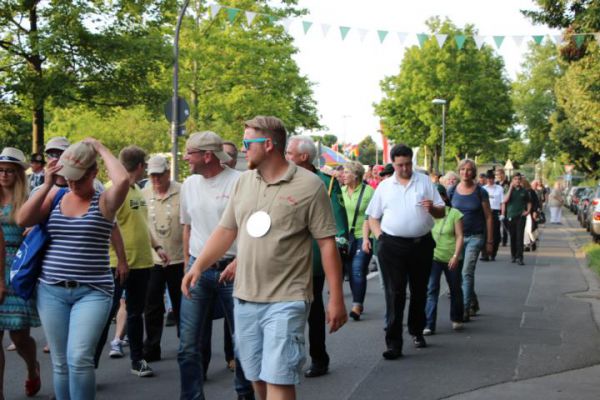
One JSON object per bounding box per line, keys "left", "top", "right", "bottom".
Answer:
{"left": 452, "top": 322, "right": 464, "bottom": 331}
{"left": 109, "top": 340, "right": 124, "bottom": 358}
{"left": 422, "top": 328, "right": 433, "bottom": 336}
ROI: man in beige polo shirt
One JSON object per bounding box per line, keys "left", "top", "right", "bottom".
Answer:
{"left": 182, "top": 116, "right": 347, "bottom": 400}
{"left": 141, "top": 155, "right": 184, "bottom": 362}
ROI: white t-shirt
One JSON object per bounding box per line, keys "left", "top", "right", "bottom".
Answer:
{"left": 366, "top": 171, "right": 445, "bottom": 238}
{"left": 180, "top": 167, "right": 240, "bottom": 258}
{"left": 483, "top": 184, "right": 504, "bottom": 210}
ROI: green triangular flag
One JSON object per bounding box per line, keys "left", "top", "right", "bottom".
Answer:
{"left": 574, "top": 34, "right": 585, "bottom": 48}
{"left": 493, "top": 36, "right": 505, "bottom": 48}
{"left": 268, "top": 15, "right": 278, "bottom": 24}
{"left": 302, "top": 21, "right": 313, "bottom": 34}
{"left": 417, "top": 33, "right": 428, "bottom": 48}
{"left": 226, "top": 8, "right": 240, "bottom": 24}
{"left": 532, "top": 35, "right": 544, "bottom": 45}
{"left": 455, "top": 35, "right": 466, "bottom": 49}
{"left": 340, "top": 26, "right": 350, "bottom": 40}
{"left": 377, "top": 30, "right": 388, "bottom": 43}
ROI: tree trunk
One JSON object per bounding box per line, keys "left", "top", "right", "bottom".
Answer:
{"left": 29, "top": 3, "right": 44, "bottom": 153}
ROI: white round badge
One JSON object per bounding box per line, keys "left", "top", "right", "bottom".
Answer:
{"left": 246, "top": 211, "right": 271, "bottom": 238}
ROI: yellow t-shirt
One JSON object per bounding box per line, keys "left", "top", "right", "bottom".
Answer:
{"left": 108, "top": 182, "right": 154, "bottom": 269}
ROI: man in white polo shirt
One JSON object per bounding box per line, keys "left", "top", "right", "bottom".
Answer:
{"left": 367, "top": 144, "right": 445, "bottom": 360}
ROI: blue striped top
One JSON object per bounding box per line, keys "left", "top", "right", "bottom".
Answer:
{"left": 40, "top": 191, "right": 114, "bottom": 295}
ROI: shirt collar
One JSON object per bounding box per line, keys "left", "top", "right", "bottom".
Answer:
{"left": 254, "top": 161, "right": 297, "bottom": 185}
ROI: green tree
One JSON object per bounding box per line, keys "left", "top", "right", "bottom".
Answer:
{"left": 374, "top": 18, "right": 513, "bottom": 172}
{"left": 0, "top": 0, "right": 174, "bottom": 152}
{"left": 177, "top": 0, "right": 319, "bottom": 143}
{"left": 357, "top": 135, "right": 381, "bottom": 165}
{"left": 512, "top": 41, "right": 563, "bottom": 161}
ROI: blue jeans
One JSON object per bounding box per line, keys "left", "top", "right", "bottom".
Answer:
{"left": 178, "top": 257, "right": 252, "bottom": 400}
{"left": 36, "top": 283, "right": 111, "bottom": 400}
{"left": 461, "top": 234, "right": 484, "bottom": 311}
{"left": 425, "top": 260, "right": 464, "bottom": 331}
{"left": 344, "top": 238, "right": 372, "bottom": 307}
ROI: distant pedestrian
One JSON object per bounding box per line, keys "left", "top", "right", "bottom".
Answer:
{"left": 367, "top": 144, "right": 445, "bottom": 359}
{"left": 481, "top": 170, "right": 504, "bottom": 261}
{"left": 27, "top": 153, "right": 45, "bottom": 190}
{"left": 442, "top": 171, "right": 458, "bottom": 188}
{"left": 501, "top": 172, "right": 532, "bottom": 265}
{"left": 495, "top": 168, "right": 510, "bottom": 246}
{"left": 547, "top": 182, "right": 564, "bottom": 224}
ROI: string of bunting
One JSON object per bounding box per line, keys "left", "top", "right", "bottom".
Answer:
{"left": 208, "top": 3, "right": 600, "bottom": 50}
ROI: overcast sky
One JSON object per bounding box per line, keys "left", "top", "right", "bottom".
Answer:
{"left": 288, "top": 0, "right": 560, "bottom": 146}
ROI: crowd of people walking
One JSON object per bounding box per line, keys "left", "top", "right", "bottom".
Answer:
{"left": 0, "top": 118, "right": 554, "bottom": 400}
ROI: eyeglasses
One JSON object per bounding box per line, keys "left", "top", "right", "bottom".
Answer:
{"left": 0, "top": 168, "right": 16, "bottom": 175}
{"left": 242, "top": 138, "right": 269, "bottom": 150}
{"left": 45, "top": 151, "right": 63, "bottom": 159}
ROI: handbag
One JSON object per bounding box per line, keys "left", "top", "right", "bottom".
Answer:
{"left": 10, "top": 188, "right": 68, "bottom": 300}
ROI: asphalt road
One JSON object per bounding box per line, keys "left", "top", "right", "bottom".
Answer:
{"left": 5, "top": 210, "right": 600, "bottom": 399}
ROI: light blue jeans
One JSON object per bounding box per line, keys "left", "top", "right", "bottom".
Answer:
{"left": 36, "top": 283, "right": 111, "bottom": 400}
{"left": 461, "top": 234, "right": 484, "bottom": 312}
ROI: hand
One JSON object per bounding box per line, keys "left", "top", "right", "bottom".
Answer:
{"left": 181, "top": 267, "right": 201, "bottom": 298}
{"left": 361, "top": 239, "right": 371, "bottom": 254}
{"left": 448, "top": 256, "right": 459, "bottom": 270}
{"left": 156, "top": 248, "right": 170, "bottom": 266}
{"left": 44, "top": 158, "right": 63, "bottom": 187}
{"left": 115, "top": 262, "right": 129, "bottom": 286}
{"left": 522, "top": 211, "right": 529, "bottom": 217}
{"left": 82, "top": 137, "right": 102, "bottom": 150}
{"left": 326, "top": 298, "right": 348, "bottom": 333}
{"left": 499, "top": 215, "right": 505, "bottom": 222}
{"left": 218, "top": 261, "right": 237, "bottom": 283}
{"left": 420, "top": 199, "right": 434, "bottom": 214}
{"left": 0, "top": 284, "right": 7, "bottom": 304}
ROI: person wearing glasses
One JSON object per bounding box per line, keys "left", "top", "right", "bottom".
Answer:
{"left": 0, "top": 147, "right": 42, "bottom": 398}
{"left": 178, "top": 132, "right": 254, "bottom": 400}
{"left": 182, "top": 116, "right": 347, "bottom": 400}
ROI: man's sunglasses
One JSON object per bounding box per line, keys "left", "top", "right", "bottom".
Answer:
{"left": 242, "top": 138, "right": 269, "bottom": 150}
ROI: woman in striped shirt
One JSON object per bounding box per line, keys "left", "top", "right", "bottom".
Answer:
{"left": 17, "top": 139, "right": 129, "bottom": 400}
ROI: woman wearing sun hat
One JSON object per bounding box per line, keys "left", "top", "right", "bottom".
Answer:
{"left": 17, "top": 139, "right": 129, "bottom": 400}
{"left": 0, "top": 147, "right": 42, "bottom": 398}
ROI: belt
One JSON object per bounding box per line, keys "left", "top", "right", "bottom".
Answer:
{"left": 54, "top": 280, "right": 81, "bottom": 288}
{"left": 382, "top": 232, "right": 431, "bottom": 244}
{"left": 211, "top": 257, "right": 235, "bottom": 272}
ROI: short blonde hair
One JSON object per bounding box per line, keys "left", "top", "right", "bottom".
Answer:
{"left": 343, "top": 161, "right": 365, "bottom": 182}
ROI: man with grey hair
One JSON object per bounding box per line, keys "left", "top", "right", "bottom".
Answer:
{"left": 285, "top": 135, "right": 348, "bottom": 378}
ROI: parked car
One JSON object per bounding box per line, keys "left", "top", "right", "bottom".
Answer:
{"left": 591, "top": 202, "right": 600, "bottom": 243}
{"left": 570, "top": 187, "right": 589, "bottom": 213}
{"left": 577, "top": 188, "right": 595, "bottom": 228}
{"left": 566, "top": 186, "right": 581, "bottom": 210}
{"left": 585, "top": 183, "right": 600, "bottom": 232}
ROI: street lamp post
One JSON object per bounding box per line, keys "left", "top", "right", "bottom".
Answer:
{"left": 432, "top": 98, "right": 447, "bottom": 174}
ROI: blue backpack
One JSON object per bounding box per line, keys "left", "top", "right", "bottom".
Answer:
{"left": 10, "top": 188, "right": 68, "bottom": 300}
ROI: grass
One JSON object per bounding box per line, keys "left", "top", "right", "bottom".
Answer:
{"left": 582, "top": 242, "right": 600, "bottom": 276}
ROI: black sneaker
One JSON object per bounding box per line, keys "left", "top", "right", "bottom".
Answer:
{"left": 131, "top": 360, "right": 154, "bottom": 377}
{"left": 165, "top": 311, "right": 176, "bottom": 327}
{"left": 413, "top": 335, "right": 427, "bottom": 348}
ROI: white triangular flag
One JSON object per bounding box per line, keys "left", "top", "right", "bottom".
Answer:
{"left": 280, "top": 18, "right": 292, "bottom": 33}
{"left": 474, "top": 35, "right": 486, "bottom": 49}
{"left": 321, "top": 23, "right": 331, "bottom": 37}
{"left": 512, "top": 35, "right": 525, "bottom": 47}
{"left": 209, "top": 4, "right": 221, "bottom": 18}
{"left": 397, "top": 32, "right": 408, "bottom": 45}
{"left": 595, "top": 33, "right": 600, "bottom": 45}
{"left": 435, "top": 34, "right": 448, "bottom": 48}
{"left": 245, "top": 11, "right": 256, "bottom": 25}
{"left": 553, "top": 35, "right": 564, "bottom": 46}
{"left": 358, "top": 28, "right": 368, "bottom": 42}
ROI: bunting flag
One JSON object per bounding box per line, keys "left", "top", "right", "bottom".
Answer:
{"left": 280, "top": 18, "right": 292, "bottom": 33}
{"left": 397, "top": 32, "right": 408, "bottom": 45}
{"left": 417, "top": 33, "right": 428, "bottom": 47}
{"left": 574, "top": 34, "right": 586, "bottom": 48}
{"left": 340, "top": 26, "right": 351, "bottom": 40}
{"left": 227, "top": 8, "right": 240, "bottom": 24}
{"left": 435, "top": 34, "right": 448, "bottom": 48}
{"left": 209, "top": 4, "right": 221, "bottom": 17}
{"left": 455, "top": 35, "right": 466, "bottom": 49}
{"left": 493, "top": 35, "right": 505, "bottom": 48}
{"left": 553, "top": 35, "right": 564, "bottom": 46}
{"left": 332, "top": 143, "right": 339, "bottom": 153}
{"left": 358, "top": 28, "right": 369, "bottom": 42}
{"left": 352, "top": 144, "right": 359, "bottom": 158}
{"left": 474, "top": 35, "right": 486, "bottom": 49}
{"left": 595, "top": 33, "right": 600, "bottom": 45}
{"left": 302, "top": 21, "right": 313, "bottom": 34}
{"left": 532, "top": 35, "right": 544, "bottom": 45}
{"left": 377, "top": 30, "right": 389, "bottom": 43}
{"left": 268, "top": 15, "right": 277, "bottom": 24}
{"left": 321, "top": 23, "right": 331, "bottom": 37}
{"left": 513, "top": 35, "right": 525, "bottom": 47}
{"left": 245, "top": 11, "right": 256, "bottom": 25}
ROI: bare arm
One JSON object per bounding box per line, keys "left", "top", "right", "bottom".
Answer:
{"left": 448, "top": 219, "right": 464, "bottom": 270}
{"left": 361, "top": 220, "right": 371, "bottom": 253}
{"left": 181, "top": 225, "right": 237, "bottom": 297}
{"left": 16, "top": 159, "right": 62, "bottom": 227}
{"left": 111, "top": 224, "right": 129, "bottom": 285}
{"left": 316, "top": 236, "right": 348, "bottom": 333}
{"left": 482, "top": 199, "right": 494, "bottom": 244}
{"left": 368, "top": 217, "right": 383, "bottom": 239}
{"left": 183, "top": 224, "right": 191, "bottom": 269}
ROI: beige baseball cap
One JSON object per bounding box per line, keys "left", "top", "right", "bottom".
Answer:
{"left": 186, "top": 131, "right": 231, "bottom": 163}
{"left": 57, "top": 142, "right": 97, "bottom": 181}
{"left": 45, "top": 137, "right": 70, "bottom": 152}
{"left": 147, "top": 155, "right": 169, "bottom": 174}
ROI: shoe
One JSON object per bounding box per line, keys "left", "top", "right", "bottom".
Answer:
{"left": 349, "top": 306, "right": 362, "bottom": 321}
{"left": 532, "top": 243, "right": 537, "bottom": 251}
{"left": 109, "top": 340, "right": 124, "bottom": 358}
{"left": 43, "top": 345, "right": 50, "bottom": 353}
{"left": 524, "top": 246, "right": 531, "bottom": 252}
{"left": 131, "top": 360, "right": 154, "bottom": 377}
{"left": 511, "top": 258, "right": 516, "bottom": 263}
{"left": 422, "top": 328, "right": 433, "bottom": 336}
{"left": 469, "top": 307, "right": 478, "bottom": 318}
{"left": 227, "top": 359, "right": 236, "bottom": 372}
{"left": 304, "top": 363, "right": 329, "bottom": 378}
{"left": 6, "top": 342, "right": 16, "bottom": 351}
{"left": 491, "top": 256, "right": 496, "bottom": 261}
{"left": 517, "top": 259, "right": 525, "bottom": 266}
{"left": 413, "top": 335, "right": 427, "bottom": 348}
{"left": 480, "top": 256, "right": 490, "bottom": 262}
{"left": 452, "top": 322, "right": 464, "bottom": 331}
{"left": 382, "top": 349, "right": 403, "bottom": 360}
{"left": 121, "top": 337, "right": 129, "bottom": 347}
{"left": 25, "top": 361, "right": 41, "bottom": 397}
{"left": 165, "top": 311, "right": 176, "bottom": 327}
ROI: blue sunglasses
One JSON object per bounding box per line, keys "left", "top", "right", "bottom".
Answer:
{"left": 242, "top": 138, "right": 269, "bottom": 150}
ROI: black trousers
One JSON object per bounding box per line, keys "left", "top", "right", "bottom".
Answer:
{"left": 143, "top": 263, "right": 184, "bottom": 357}
{"left": 508, "top": 216, "right": 526, "bottom": 261}
{"left": 377, "top": 232, "right": 434, "bottom": 351}
{"left": 501, "top": 218, "right": 509, "bottom": 245}
{"left": 307, "top": 274, "right": 329, "bottom": 367}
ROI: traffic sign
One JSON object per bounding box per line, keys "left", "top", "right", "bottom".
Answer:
{"left": 164, "top": 96, "right": 190, "bottom": 124}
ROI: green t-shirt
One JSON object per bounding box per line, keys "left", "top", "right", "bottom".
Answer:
{"left": 432, "top": 207, "right": 464, "bottom": 263}
{"left": 342, "top": 183, "right": 374, "bottom": 239}
{"left": 506, "top": 187, "right": 530, "bottom": 219}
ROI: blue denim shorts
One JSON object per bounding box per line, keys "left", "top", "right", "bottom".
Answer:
{"left": 234, "top": 299, "right": 309, "bottom": 385}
